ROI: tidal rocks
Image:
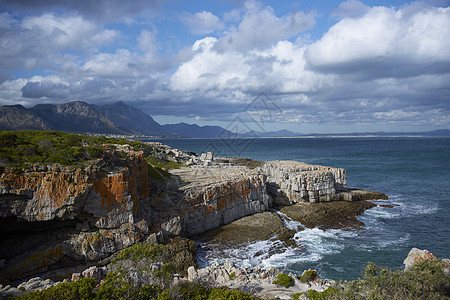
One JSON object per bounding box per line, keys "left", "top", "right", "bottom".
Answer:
{"left": 199, "top": 211, "right": 296, "bottom": 247}
{"left": 279, "top": 201, "right": 377, "bottom": 230}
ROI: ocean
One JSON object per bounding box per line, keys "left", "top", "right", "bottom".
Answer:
{"left": 153, "top": 137, "right": 450, "bottom": 281}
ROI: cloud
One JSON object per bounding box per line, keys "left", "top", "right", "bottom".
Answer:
{"left": 0, "top": 13, "right": 119, "bottom": 72}
{"left": 332, "top": 0, "right": 369, "bottom": 19}
{"left": 214, "top": 1, "right": 315, "bottom": 51}
{"left": 0, "top": 0, "right": 163, "bottom": 22}
{"left": 0, "top": 0, "right": 449, "bottom": 131}
{"left": 21, "top": 79, "right": 69, "bottom": 99}
{"left": 305, "top": 5, "right": 450, "bottom": 79}
{"left": 182, "top": 11, "right": 224, "bottom": 34}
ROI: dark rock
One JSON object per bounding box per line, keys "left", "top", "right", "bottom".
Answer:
{"left": 279, "top": 200, "right": 377, "bottom": 230}
{"left": 161, "top": 237, "right": 197, "bottom": 277}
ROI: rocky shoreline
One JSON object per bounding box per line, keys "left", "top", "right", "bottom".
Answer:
{"left": 0, "top": 137, "right": 396, "bottom": 298}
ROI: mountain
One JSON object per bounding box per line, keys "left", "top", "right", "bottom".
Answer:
{"left": 0, "top": 105, "right": 51, "bottom": 131}
{"left": 30, "top": 101, "right": 125, "bottom": 134}
{"left": 162, "top": 123, "right": 235, "bottom": 138}
{"left": 94, "top": 101, "right": 171, "bottom": 136}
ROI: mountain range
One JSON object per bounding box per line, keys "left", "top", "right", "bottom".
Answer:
{"left": 0, "top": 101, "right": 449, "bottom": 138}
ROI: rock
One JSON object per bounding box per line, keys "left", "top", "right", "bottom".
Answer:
{"left": 81, "top": 266, "right": 106, "bottom": 281}
{"left": 187, "top": 266, "right": 197, "bottom": 281}
{"left": 71, "top": 273, "right": 82, "bottom": 282}
{"left": 161, "top": 216, "right": 182, "bottom": 237}
{"left": 261, "top": 161, "right": 347, "bottom": 204}
{"left": 403, "top": 248, "right": 437, "bottom": 271}
{"left": 160, "top": 237, "right": 197, "bottom": 277}
{"left": 0, "top": 147, "right": 153, "bottom": 282}
{"left": 198, "top": 211, "right": 296, "bottom": 251}
{"left": 280, "top": 200, "right": 377, "bottom": 230}
{"left": 442, "top": 258, "right": 450, "bottom": 276}
{"left": 146, "top": 233, "right": 158, "bottom": 244}
{"left": 265, "top": 266, "right": 279, "bottom": 276}
{"left": 170, "top": 166, "right": 271, "bottom": 236}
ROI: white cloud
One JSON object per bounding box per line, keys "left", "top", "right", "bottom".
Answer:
{"left": 305, "top": 6, "right": 450, "bottom": 78}
{"left": 182, "top": 11, "right": 224, "bottom": 34}
{"left": 215, "top": 1, "right": 315, "bottom": 51}
{"left": 0, "top": 13, "right": 119, "bottom": 72}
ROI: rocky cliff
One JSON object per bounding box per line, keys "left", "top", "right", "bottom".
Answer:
{"left": 0, "top": 137, "right": 387, "bottom": 284}
{"left": 170, "top": 166, "right": 271, "bottom": 236}
{"left": 0, "top": 145, "right": 153, "bottom": 282}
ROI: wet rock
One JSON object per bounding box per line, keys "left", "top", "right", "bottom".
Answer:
{"left": 279, "top": 200, "right": 377, "bottom": 230}
{"left": 198, "top": 211, "right": 296, "bottom": 247}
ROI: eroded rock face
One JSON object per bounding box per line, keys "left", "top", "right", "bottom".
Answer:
{"left": 170, "top": 166, "right": 271, "bottom": 236}
{"left": 0, "top": 148, "right": 152, "bottom": 281}
{"left": 261, "top": 161, "right": 347, "bottom": 204}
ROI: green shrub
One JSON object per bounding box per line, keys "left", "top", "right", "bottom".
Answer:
{"left": 145, "top": 156, "right": 185, "bottom": 170}
{"left": 306, "top": 287, "right": 338, "bottom": 300}
{"left": 272, "top": 273, "right": 295, "bottom": 288}
{"left": 333, "top": 259, "right": 450, "bottom": 300}
{"left": 292, "top": 292, "right": 304, "bottom": 300}
{"left": 229, "top": 271, "right": 236, "bottom": 280}
{"left": 159, "top": 281, "right": 256, "bottom": 300}
{"left": 299, "top": 269, "right": 318, "bottom": 283}
{"left": 113, "top": 242, "right": 164, "bottom": 262}
{"left": 14, "top": 277, "right": 96, "bottom": 300}
{"left": 152, "top": 263, "right": 175, "bottom": 284}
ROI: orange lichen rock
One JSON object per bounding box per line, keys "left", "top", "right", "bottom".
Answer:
{"left": 403, "top": 248, "right": 437, "bottom": 271}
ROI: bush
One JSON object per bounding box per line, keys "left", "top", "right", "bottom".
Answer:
{"left": 159, "top": 281, "right": 256, "bottom": 300}
{"left": 299, "top": 269, "right": 318, "bottom": 283}
{"left": 113, "top": 242, "right": 164, "bottom": 262}
{"left": 14, "top": 277, "right": 96, "bottom": 300}
{"left": 152, "top": 263, "right": 175, "bottom": 285}
{"left": 272, "top": 273, "right": 295, "bottom": 288}
{"left": 332, "top": 259, "right": 450, "bottom": 300}
{"left": 307, "top": 287, "right": 339, "bottom": 300}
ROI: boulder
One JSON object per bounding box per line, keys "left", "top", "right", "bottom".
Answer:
{"left": 403, "top": 248, "right": 437, "bottom": 271}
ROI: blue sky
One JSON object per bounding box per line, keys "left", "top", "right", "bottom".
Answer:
{"left": 0, "top": 0, "right": 449, "bottom": 134}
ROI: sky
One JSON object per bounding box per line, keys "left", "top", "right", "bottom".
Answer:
{"left": 0, "top": 0, "right": 449, "bottom": 134}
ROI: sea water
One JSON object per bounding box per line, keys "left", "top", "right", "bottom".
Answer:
{"left": 154, "top": 137, "right": 450, "bottom": 281}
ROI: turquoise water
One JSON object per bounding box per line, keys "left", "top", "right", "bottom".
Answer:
{"left": 153, "top": 137, "right": 450, "bottom": 280}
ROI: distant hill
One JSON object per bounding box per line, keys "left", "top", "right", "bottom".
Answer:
{"left": 94, "top": 101, "right": 171, "bottom": 136}
{"left": 162, "top": 123, "right": 236, "bottom": 138}
{"left": 0, "top": 101, "right": 172, "bottom": 136}
{"left": 1, "top": 100, "right": 449, "bottom": 138}
{"left": 0, "top": 105, "right": 51, "bottom": 131}
{"left": 30, "top": 101, "right": 124, "bottom": 134}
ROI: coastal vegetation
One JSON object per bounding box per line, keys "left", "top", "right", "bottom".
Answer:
{"left": 0, "top": 130, "right": 184, "bottom": 175}
{"left": 12, "top": 258, "right": 448, "bottom": 299}
{"left": 272, "top": 273, "right": 295, "bottom": 288}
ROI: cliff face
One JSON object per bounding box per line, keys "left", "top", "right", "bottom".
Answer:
{"left": 261, "top": 161, "right": 347, "bottom": 204}
{"left": 0, "top": 147, "right": 152, "bottom": 281}
{"left": 171, "top": 167, "right": 270, "bottom": 236}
